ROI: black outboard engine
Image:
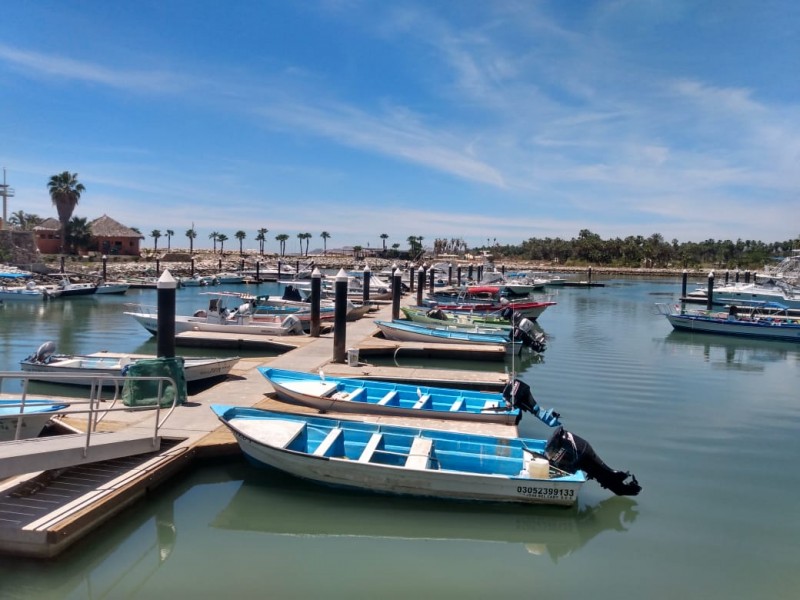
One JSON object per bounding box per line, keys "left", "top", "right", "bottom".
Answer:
{"left": 545, "top": 427, "right": 641, "bottom": 496}
{"left": 425, "top": 308, "right": 447, "bottom": 321}
{"left": 501, "top": 378, "right": 561, "bottom": 427}
{"left": 500, "top": 306, "right": 514, "bottom": 320}
{"left": 282, "top": 285, "right": 303, "bottom": 302}
{"left": 510, "top": 316, "right": 546, "bottom": 353}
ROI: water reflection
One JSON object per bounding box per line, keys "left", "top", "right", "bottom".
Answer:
{"left": 212, "top": 469, "right": 638, "bottom": 563}
{"left": 660, "top": 331, "right": 796, "bottom": 370}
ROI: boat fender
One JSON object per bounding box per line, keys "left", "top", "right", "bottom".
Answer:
{"left": 545, "top": 427, "right": 641, "bottom": 496}
{"left": 502, "top": 378, "right": 561, "bottom": 427}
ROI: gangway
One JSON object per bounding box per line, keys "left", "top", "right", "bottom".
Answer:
{"left": 0, "top": 371, "right": 179, "bottom": 478}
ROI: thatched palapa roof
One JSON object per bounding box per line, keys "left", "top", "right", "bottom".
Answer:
{"left": 89, "top": 215, "right": 143, "bottom": 239}
{"left": 33, "top": 218, "right": 61, "bottom": 231}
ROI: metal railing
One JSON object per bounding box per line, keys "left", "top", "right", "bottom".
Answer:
{"left": 0, "top": 371, "right": 179, "bottom": 455}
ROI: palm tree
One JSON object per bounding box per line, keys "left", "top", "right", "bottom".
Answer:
{"left": 380, "top": 233, "right": 389, "bottom": 253}
{"left": 186, "top": 225, "right": 197, "bottom": 254}
{"left": 151, "top": 229, "right": 161, "bottom": 252}
{"left": 165, "top": 229, "right": 174, "bottom": 250}
{"left": 47, "top": 171, "right": 85, "bottom": 254}
{"left": 276, "top": 234, "right": 289, "bottom": 256}
{"left": 297, "top": 233, "right": 305, "bottom": 255}
{"left": 303, "top": 232, "right": 312, "bottom": 256}
{"left": 217, "top": 233, "right": 228, "bottom": 254}
{"left": 209, "top": 231, "right": 219, "bottom": 253}
{"left": 8, "top": 210, "right": 42, "bottom": 231}
{"left": 320, "top": 231, "right": 330, "bottom": 256}
{"left": 66, "top": 216, "right": 93, "bottom": 254}
{"left": 235, "top": 230, "right": 247, "bottom": 255}
{"left": 256, "top": 228, "right": 268, "bottom": 255}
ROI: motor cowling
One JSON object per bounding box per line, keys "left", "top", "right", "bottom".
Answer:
{"left": 501, "top": 378, "right": 561, "bottom": 427}
{"left": 281, "top": 315, "right": 305, "bottom": 335}
{"left": 510, "top": 317, "right": 546, "bottom": 353}
{"left": 545, "top": 427, "right": 641, "bottom": 496}
{"left": 425, "top": 308, "right": 447, "bottom": 321}
{"left": 29, "top": 341, "right": 57, "bottom": 364}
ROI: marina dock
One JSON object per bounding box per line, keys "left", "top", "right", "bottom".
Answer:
{"left": 0, "top": 299, "right": 516, "bottom": 558}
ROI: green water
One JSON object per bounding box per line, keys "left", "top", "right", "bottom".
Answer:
{"left": 1, "top": 278, "right": 799, "bottom": 599}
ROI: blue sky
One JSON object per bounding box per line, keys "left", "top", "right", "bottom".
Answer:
{"left": 1, "top": 1, "right": 798, "bottom": 253}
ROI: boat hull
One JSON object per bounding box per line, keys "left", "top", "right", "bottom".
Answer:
{"left": 0, "top": 400, "right": 69, "bottom": 441}
{"left": 261, "top": 368, "right": 517, "bottom": 424}
{"left": 212, "top": 407, "right": 584, "bottom": 506}
{"left": 666, "top": 314, "right": 800, "bottom": 341}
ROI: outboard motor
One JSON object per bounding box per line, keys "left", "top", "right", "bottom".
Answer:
{"left": 500, "top": 306, "right": 514, "bottom": 320}
{"left": 510, "top": 316, "right": 546, "bottom": 353}
{"left": 545, "top": 427, "right": 641, "bottom": 496}
{"left": 282, "top": 285, "right": 303, "bottom": 302}
{"left": 281, "top": 315, "right": 305, "bottom": 335}
{"left": 502, "top": 378, "right": 561, "bottom": 427}
{"left": 30, "top": 341, "right": 57, "bottom": 364}
{"left": 425, "top": 308, "right": 447, "bottom": 321}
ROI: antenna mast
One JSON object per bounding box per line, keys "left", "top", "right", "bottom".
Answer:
{"left": 0, "top": 168, "right": 15, "bottom": 229}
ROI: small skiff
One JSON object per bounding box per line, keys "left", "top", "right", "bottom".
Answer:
{"left": 0, "top": 399, "right": 69, "bottom": 441}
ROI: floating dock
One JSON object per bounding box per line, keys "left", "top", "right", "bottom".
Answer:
{"left": 0, "top": 298, "right": 519, "bottom": 558}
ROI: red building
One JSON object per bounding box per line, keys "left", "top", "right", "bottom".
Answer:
{"left": 33, "top": 214, "right": 143, "bottom": 256}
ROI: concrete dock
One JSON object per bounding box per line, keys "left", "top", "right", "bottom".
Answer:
{"left": 0, "top": 299, "right": 517, "bottom": 558}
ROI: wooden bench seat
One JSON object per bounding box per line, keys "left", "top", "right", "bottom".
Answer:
{"left": 413, "top": 394, "right": 431, "bottom": 410}
{"left": 359, "top": 433, "right": 383, "bottom": 463}
{"left": 449, "top": 398, "right": 465, "bottom": 412}
{"left": 313, "top": 427, "right": 343, "bottom": 457}
{"left": 405, "top": 437, "right": 434, "bottom": 469}
{"left": 377, "top": 390, "right": 398, "bottom": 406}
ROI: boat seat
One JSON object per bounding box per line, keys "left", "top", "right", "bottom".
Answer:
{"left": 313, "top": 427, "right": 343, "bottom": 457}
{"left": 347, "top": 388, "right": 367, "bottom": 403}
{"left": 378, "top": 390, "right": 398, "bottom": 406}
{"left": 359, "top": 433, "right": 383, "bottom": 463}
{"left": 413, "top": 394, "right": 431, "bottom": 410}
{"left": 449, "top": 398, "right": 465, "bottom": 412}
{"left": 405, "top": 437, "right": 434, "bottom": 469}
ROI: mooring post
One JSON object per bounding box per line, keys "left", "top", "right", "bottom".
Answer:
{"left": 191, "top": 258, "right": 195, "bottom": 277}
{"left": 277, "top": 260, "right": 282, "bottom": 281}
{"left": 392, "top": 270, "right": 402, "bottom": 320}
{"left": 429, "top": 265, "right": 435, "bottom": 294}
{"left": 156, "top": 259, "right": 160, "bottom": 273}
{"left": 102, "top": 255, "right": 107, "bottom": 281}
{"left": 310, "top": 268, "right": 321, "bottom": 337}
{"left": 333, "top": 268, "right": 348, "bottom": 362}
{"left": 735, "top": 269, "right": 739, "bottom": 283}
{"left": 681, "top": 269, "right": 688, "bottom": 299}
{"left": 240, "top": 259, "right": 244, "bottom": 273}
{"left": 255, "top": 260, "right": 260, "bottom": 281}
{"left": 416, "top": 267, "right": 425, "bottom": 306}
{"left": 157, "top": 270, "right": 177, "bottom": 358}
{"left": 363, "top": 264, "right": 371, "bottom": 304}
{"left": 448, "top": 263, "right": 453, "bottom": 286}
{"left": 60, "top": 256, "right": 65, "bottom": 273}
{"left": 391, "top": 262, "right": 397, "bottom": 278}
{"left": 706, "top": 271, "right": 715, "bottom": 311}
{"left": 457, "top": 265, "right": 462, "bottom": 286}
{"left": 218, "top": 258, "right": 222, "bottom": 271}
{"left": 468, "top": 263, "right": 473, "bottom": 280}
{"left": 744, "top": 270, "right": 751, "bottom": 284}
{"left": 588, "top": 266, "right": 593, "bottom": 284}
{"left": 724, "top": 270, "right": 729, "bottom": 285}
{"left": 501, "top": 264, "right": 506, "bottom": 276}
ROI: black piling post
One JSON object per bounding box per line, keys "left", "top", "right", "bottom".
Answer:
{"left": 156, "top": 259, "right": 160, "bottom": 273}
{"left": 391, "top": 263, "right": 397, "bottom": 278}
{"left": 588, "top": 266, "right": 593, "bottom": 284}
{"left": 448, "top": 263, "right": 453, "bottom": 286}
{"left": 310, "top": 268, "right": 321, "bottom": 337}
{"left": 468, "top": 263, "right": 473, "bottom": 281}
{"left": 218, "top": 258, "right": 222, "bottom": 271}
{"left": 363, "top": 264, "right": 371, "bottom": 305}
{"left": 501, "top": 264, "right": 506, "bottom": 276}
{"left": 745, "top": 270, "right": 751, "bottom": 284}
{"left": 735, "top": 270, "right": 740, "bottom": 283}
{"left": 724, "top": 270, "right": 729, "bottom": 285}
{"left": 681, "top": 269, "right": 688, "bottom": 299}
{"left": 416, "top": 268, "right": 425, "bottom": 306}
{"left": 477, "top": 265, "right": 483, "bottom": 282}
{"left": 457, "top": 266, "right": 462, "bottom": 286}
{"left": 296, "top": 260, "right": 300, "bottom": 274}
{"left": 156, "top": 270, "right": 177, "bottom": 358}
{"left": 429, "top": 265, "right": 435, "bottom": 294}
{"left": 706, "top": 271, "right": 714, "bottom": 311}
{"left": 102, "top": 255, "right": 107, "bottom": 281}
{"left": 256, "top": 261, "right": 260, "bottom": 282}
{"left": 333, "top": 269, "right": 348, "bottom": 363}
{"left": 392, "top": 270, "right": 402, "bottom": 320}
{"left": 191, "top": 258, "right": 195, "bottom": 277}
{"left": 240, "top": 259, "right": 244, "bottom": 273}
{"left": 60, "top": 256, "right": 65, "bottom": 273}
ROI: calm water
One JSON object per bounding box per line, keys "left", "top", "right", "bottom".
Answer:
{"left": 2, "top": 278, "right": 799, "bottom": 599}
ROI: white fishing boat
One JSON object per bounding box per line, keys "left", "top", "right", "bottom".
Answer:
{"left": 124, "top": 295, "right": 306, "bottom": 337}
{"left": 211, "top": 407, "right": 641, "bottom": 504}
{"left": 20, "top": 342, "right": 240, "bottom": 385}
{"left": 0, "top": 399, "right": 69, "bottom": 441}
{"left": 95, "top": 281, "right": 130, "bottom": 295}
